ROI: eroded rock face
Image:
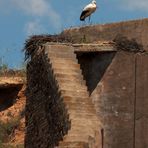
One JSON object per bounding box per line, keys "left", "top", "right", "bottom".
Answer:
{"left": 0, "top": 77, "right": 26, "bottom": 146}
{"left": 0, "top": 77, "right": 24, "bottom": 111}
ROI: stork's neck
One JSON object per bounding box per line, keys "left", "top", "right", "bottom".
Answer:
{"left": 92, "top": 0, "right": 96, "bottom": 4}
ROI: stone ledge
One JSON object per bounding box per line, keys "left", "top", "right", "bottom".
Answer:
{"left": 44, "top": 42, "right": 116, "bottom": 53}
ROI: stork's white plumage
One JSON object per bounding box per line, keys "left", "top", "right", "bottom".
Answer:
{"left": 80, "top": 0, "right": 97, "bottom": 21}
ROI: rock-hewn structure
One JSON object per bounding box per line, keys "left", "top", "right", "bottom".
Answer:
{"left": 61, "top": 18, "right": 148, "bottom": 51}
{"left": 25, "top": 18, "right": 148, "bottom": 148}
{"left": 25, "top": 44, "right": 107, "bottom": 147}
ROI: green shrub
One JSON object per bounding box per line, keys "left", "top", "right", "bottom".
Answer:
{"left": 0, "top": 121, "right": 7, "bottom": 143}
{"left": 0, "top": 117, "right": 20, "bottom": 143}
{"left": 0, "top": 139, "right": 3, "bottom": 147}
{"left": 16, "top": 144, "right": 24, "bottom": 148}
{"left": 0, "top": 64, "right": 8, "bottom": 71}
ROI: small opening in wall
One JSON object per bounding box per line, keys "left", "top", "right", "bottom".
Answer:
{"left": 0, "top": 84, "right": 23, "bottom": 111}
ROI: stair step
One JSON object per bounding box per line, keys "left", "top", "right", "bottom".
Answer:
{"left": 58, "top": 142, "right": 88, "bottom": 148}
{"left": 68, "top": 111, "right": 98, "bottom": 119}
{"left": 61, "top": 90, "right": 88, "bottom": 97}
{"left": 60, "top": 87, "right": 87, "bottom": 93}
{"left": 62, "top": 95, "right": 88, "bottom": 101}
{"left": 59, "top": 84, "right": 87, "bottom": 91}
{"left": 65, "top": 103, "right": 95, "bottom": 112}
{"left": 50, "top": 57, "right": 78, "bottom": 62}
{"left": 53, "top": 68, "right": 82, "bottom": 75}
{"left": 54, "top": 72, "right": 84, "bottom": 80}
{"left": 71, "top": 118, "right": 99, "bottom": 125}
{"left": 69, "top": 125, "right": 99, "bottom": 134}
{"left": 61, "top": 89, "right": 87, "bottom": 93}
{"left": 48, "top": 47, "right": 74, "bottom": 53}
{"left": 66, "top": 131, "right": 95, "bottom": 139}
{"left": 70, "top": 125, "right": 98, "bottom": 132}
{"left": 48, "top": 52, "right": 76, "bottom": 59}
{"left": 54, "top": 69, "right": 83, "bottom": 75}
{"left": 57, "top": 78, "right": 86, "bottom": 86}
{"left": 62, "top": 135, "right": 91, "bottom": 143}
{"left": 51, "top": 59, "right": 78, "bottom": 65}
{"left": 51, "top": 62, "right": 80, "bottom": 69}
{"left": 56, "top": 77, "right": 84, "bottom": 84}
{"left": 70, "top": 117, "right": 99, "bottom": 127}
{"left": 61, "top": 89, "right": 88, "bottom": 94}
{"left": 63, "top": 99, "right": 95, "bottom": 108}
{"left": 63, "top": 96, "right": 92, "bottom": 103}
{"left": 67, "top": 108, "right": 96, "bottom": 116}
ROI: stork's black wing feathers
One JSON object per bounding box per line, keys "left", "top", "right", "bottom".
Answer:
{"left": 80, "top": 10, "right": 89, "bottom": 21}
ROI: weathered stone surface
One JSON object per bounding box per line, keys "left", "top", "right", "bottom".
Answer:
{"left": 62, "top": 18, "right": 148, "bottom": 51}
{"left": 24, "top": 18, "right": 148, "bottom": 147}
{"left": 77, "top": 51, "right": 136, "bottom": 148}
{"left": 135, "top": 54, "right": 148, "bottom": 148}
{"left": 45, "top": 45, "right": 101, "bottom": 147}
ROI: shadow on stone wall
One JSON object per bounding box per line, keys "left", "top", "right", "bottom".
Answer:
{"left": 76, "top": 52, "right": 116, "bottom": 95}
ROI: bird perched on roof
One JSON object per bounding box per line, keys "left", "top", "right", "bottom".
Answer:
{"left": 80, "top": 0, "right": 97, "bottom": 22}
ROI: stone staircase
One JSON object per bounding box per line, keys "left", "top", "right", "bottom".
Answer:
{"left": 46, "top": 45, "right": 101, "bottom": 148}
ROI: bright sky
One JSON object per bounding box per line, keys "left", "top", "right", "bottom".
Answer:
{"left": 0, "top": 0, "right": 148, "bottom": 68}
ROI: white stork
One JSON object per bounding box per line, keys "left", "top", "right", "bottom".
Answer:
{"left": 80, "top": 0, "right": 97, "bottom": 22}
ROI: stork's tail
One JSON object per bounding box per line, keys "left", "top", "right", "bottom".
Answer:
{"left": 80, "top": 16, "right": 85, "bottom": 21}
